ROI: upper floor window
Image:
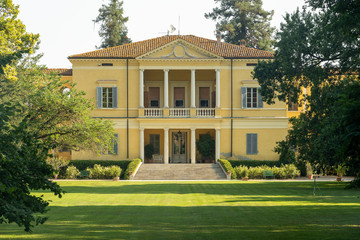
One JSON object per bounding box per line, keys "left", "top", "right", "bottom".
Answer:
{"left": 97, "top": 87, "right": 118, "bottom": 109}
{"left": 241, "top": 87, "right": 263, "bottom": 109}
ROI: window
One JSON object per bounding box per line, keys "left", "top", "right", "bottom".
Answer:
{"left": 150, "top": 134, "right": 160, "bottom": 154}
{"left": 241, "top": 87, "right": 263, "bottom": 109}
{"left": 246, "top": 133, "right": 258, "bottom": 155}
{"left": 97, "top": 87, "right": 118, "bottom": 108}
{"left": 288, "top": 101, "right": 299, "bottom": 111}
{"left": 102, "top": 134, "right": 119, "bottom": 155}
{"left": 150, "top": 100, "right": 159, "bottom": 107}
{"left": 175, "top": 100, "right": 184, "bottom": 107}
{"left": 200, "top": 100, "right": 209, "bottom": 107}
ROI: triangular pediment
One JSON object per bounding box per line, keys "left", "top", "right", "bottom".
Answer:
{"left": 136, "top": 39, "right": 223, "bottom": 60}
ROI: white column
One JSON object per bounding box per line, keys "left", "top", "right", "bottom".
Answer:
{"left": 191, "top": 69, "right": 196, "bottom": 108}
{"left": 216, "top": 69, "right": 220, "bottom": 108}
{"left": 215, "top": 128, "right": 220, "bottom": 162}
{"left": 139, "top": 128, "right": 144, "bottom": 162}
{"left": 191, "top": 128, "right": 196, "bottom": 164}
{"left": 139, "top": 69, "right": 144, "bottom": 108}
{"left": 164, "top": 128, "right": 169, "bottom": 164}
{"left": 164, "top": 69, "right": 169, "bottom": 108}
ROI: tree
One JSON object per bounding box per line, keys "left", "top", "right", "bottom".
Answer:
{"left": 205, "top": 0, "right": 275, "bottom": 51}
{"left": 0, "top": 1, "right": 115, "bottom": 231}
{"left": 94, "top": 0, "right": 131, "bottom": 49}
{"left": 252, "top": 0, "right": 360, "bottom": 186}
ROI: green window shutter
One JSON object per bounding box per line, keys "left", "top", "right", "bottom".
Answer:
{"left": 246, "top": 134, "right": 251, "bottom": 154}
{"left": 252, "top": 134, "right": 258, "bottom": 154}
{"left": 258, "top": 87, "right": 263, "bottom": 108}
{"left": 246, "top": 133, "right": 258, "bottom": 155}
{"left": 97, "top": 87, "right": 102, "bottom": 108}
{"left": 112, "top": 87, "right": 118, "bottom": 108}
{"left": 241, "top": 87, "right": 247, "bottom": 108}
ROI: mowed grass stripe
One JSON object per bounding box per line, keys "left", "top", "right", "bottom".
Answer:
{"left": 0, "top": 181, "right": 359, "bottom": 240}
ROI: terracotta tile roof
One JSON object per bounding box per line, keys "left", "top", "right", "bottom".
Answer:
{"left": 44, "top": 68, "right": 72, "bottom": 76}
{"left": 68, "top": 35, "right": 273, "bottom": 59}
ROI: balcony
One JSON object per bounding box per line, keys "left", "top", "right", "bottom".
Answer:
{"left": 142, "top": 108, "right": 216, "bottom": 118}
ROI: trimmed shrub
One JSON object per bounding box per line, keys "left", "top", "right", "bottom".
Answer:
{"left": 234, "top": 165, "right": 249, "bottom": 179}
{"left": 282, "top": 164, "right": 300, "bottom": 179}
{"left": 218, "top": 159, "right": 236, "bottom": 179}
{"left": 87, "top": 164, "right": 104, "bottom": 179}
{"left": 124, "top": 158, "right": 142, "bottom": 180}
{"left": 272, "top": 167, "right": 286, "bottom": 179}
{"left": 87, "top": 164, "right": 122, "bottom": 179}
{"left": 64, "top": 166, "right": 80, "bottom": 179}
{"left": 70, "top": 160, "right": 131, "bottom": 179}
{"left": 228, "top": 160, "right": 282, "bottom": 168}
{"left": 248, "top": 166, "right": 264, "bottom": 179}
{"left": 105, "top": 166, "right": 121, "bottom": 178}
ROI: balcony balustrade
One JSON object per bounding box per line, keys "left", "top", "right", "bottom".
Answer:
{"left": 169, "top": 108, "right": 190, "bottom": 117}
{"left": 196, "top": 108, "right": 215, "bottom": 117}
{"left": 144, "top": 108, "right": 163, "bottom": 117}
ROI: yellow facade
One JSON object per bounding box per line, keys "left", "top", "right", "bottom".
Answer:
{"left": 68, "top": 35, "right": 290, "bottom": 163}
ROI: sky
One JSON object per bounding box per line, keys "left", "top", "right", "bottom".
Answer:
{"left": 13, "top": 0, "right": 306, "bottom": 68}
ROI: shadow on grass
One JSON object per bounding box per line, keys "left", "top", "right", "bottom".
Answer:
{"left": 37, "top": 182, "right": 356, "bottom": 197}
{"left": 1, "top": 205, "right": 360, "bottom": 240}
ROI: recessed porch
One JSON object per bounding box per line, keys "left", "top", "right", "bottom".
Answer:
{"left": 139, "top": 69, "right": 220, "bottom": 118}
{"left": 141, "top": 128, "right": 220, "bottom": 164}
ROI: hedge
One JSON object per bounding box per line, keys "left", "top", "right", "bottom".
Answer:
{"left": 218, "top": 159, "right": 236, "bottom": 179}
{"left": 124, "top": 158, "right": 142, "bottom": 180}
{"left": 228, "top": 160, "right": 283, "bottom": 168}
{"left": 69, "top": 160, "right": 131, "bottom": 179}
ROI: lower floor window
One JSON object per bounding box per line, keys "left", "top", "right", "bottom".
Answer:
{"left": 150, "top": 134, "right": 160, "bottom": 154}
{"left": 246, "top": 133, "right": 258, "bottom": 155}
{"left": 102, "top": 134, "right": 119, "bottom": 155}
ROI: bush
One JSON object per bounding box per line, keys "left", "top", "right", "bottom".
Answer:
{"left": 124, "top": 158, "right": 142, "bottom": 180}
{"left": 234, "top": 165, "right": 249, "bottom": 179}
{"left": 64, "top": 166, "right": 80, "bottom": 179}
{"left": 87, "top": 164, "right": 104, "bottom": 179}
{"left": 228, "top": 160, "right": 282, "bottom": 168}
{"left": 105, "top": 166, "right": 121, "bottom": 178}
{"left": 46, "top": 156, "right": 70, "bottom": 174}
{"left": 272, "top": 167, "right": 286, "bottom": 179}
{"left": 144, "top": 144, "right": 154, "bottom": 160}
{"left": 87, "top": 164, "right": 122, "bottom": 179}
{"left": 70, "top": 160, "right": 130, "bottom": 179}
{"left": 248, "top": 166, "right": 264, "bottom": 179}
{"left": 218, "top": 159, "right": 236, "bottom": 179}
{"left": 282, "top": 164, "right": 300, "bottom": 179}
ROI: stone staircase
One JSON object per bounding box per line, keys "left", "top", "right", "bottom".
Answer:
{"left": 133, "top": 163, "right": 227, "bottom": 180}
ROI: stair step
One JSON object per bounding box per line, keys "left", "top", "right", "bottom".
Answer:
{"left": 133, "top": 163, "right": 227, "bottom": 180}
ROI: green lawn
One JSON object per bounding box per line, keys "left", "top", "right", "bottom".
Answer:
{"left": 1, "top": 181, "right": 359, "bottom": 240}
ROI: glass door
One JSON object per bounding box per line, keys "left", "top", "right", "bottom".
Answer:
{"left": 172, "top": 132, "right": 187, "bottom": 163}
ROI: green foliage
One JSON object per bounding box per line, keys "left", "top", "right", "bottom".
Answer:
{"left": 196, "top": 133, "right": 215, "bottom": 160}
{"left": 228, "top": 159, "right": 282, "bottom": 168}
{"left": 86, "top": 164, "right": 122, "bottom": 179}
{"left": 70, "top": 160, "right": 130, "bottom": 179}
{"left": 252, "top": 0, "right": 360, "bottom": 187}
{"left": 64, "top": 166, "right": 80, "bottom": 179}
{"left": 274, "top": 140, "right": 296, "bottom": 164}
{"left": 144, "top": 144, "right": 154, "bottom": 160}
{"left": 218, "top": 159, "right": 236, "bottom": 179}
{"left": 234, "top": 165, "right": 249, "bottom": 178}
{"left": 94, "top": 0, "right": 131, "bottom": 49}
{"left": 124, "top": 158, "right": 142, "bottom": 180}
{"left": 46, "top": 157, "right": 69, "bottom": 174}
{"left": 205, "top": 0, "right": 275, "bottom": 51}
{"left": 248, "top": 166, "right": 264, "bottom": 179}
{"left": 234, "top": 164, "right": 300, "bottom": 179}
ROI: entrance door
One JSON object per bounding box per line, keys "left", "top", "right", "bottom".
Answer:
{"left": 172, "top": 132, "right": 187, "bottom": 163}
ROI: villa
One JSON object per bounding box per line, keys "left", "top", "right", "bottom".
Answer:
{"left": 59, "top": 35, "right": 300, "bottom": 164}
